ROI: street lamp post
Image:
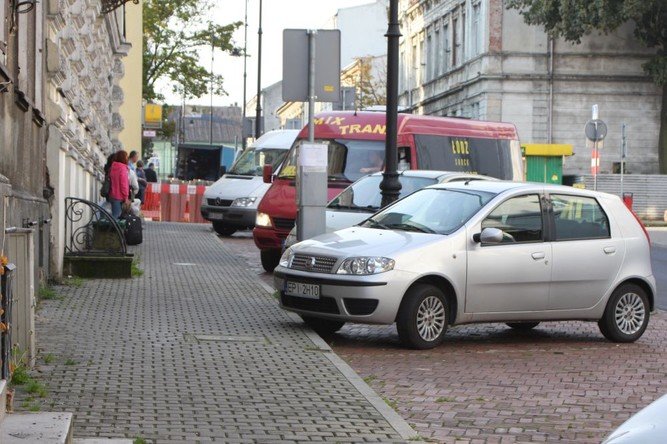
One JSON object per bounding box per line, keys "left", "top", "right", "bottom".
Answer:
{"left": 241, "top": 0, "right": 248, "bottom": 150}
{"left": 380, "top": 0, "right": 402, "bottom": 207}
{"left": 254, "top": 0, "right": 263, "bottom": 138}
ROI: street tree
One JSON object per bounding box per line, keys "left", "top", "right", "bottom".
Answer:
{"left": 342, "top": 57, "right": 387, "bottom": 110}
{"left": 507, "top": 0, "right": 667, "bottom": 173}
{"left": 143, "top": 0, "right": 241, "bottom": 102}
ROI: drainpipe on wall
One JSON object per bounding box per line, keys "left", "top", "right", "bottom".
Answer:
{"left": 547, "top": 36, "right": 554, "bottom": 144}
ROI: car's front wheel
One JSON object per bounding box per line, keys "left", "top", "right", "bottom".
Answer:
{"left": 301, "top": 316, "right": 345, "bottom": 336}
{"left": 260, "top": 249, "right": 281, "bottom": 272}
{"left": 598, "top": 283, "right": 650, "bottom": 343}
{"left": 212, "top": 221, "right": 237, "bottom": 236}
{"left": 397, "top": 284, "right": 449, "bottom": 349}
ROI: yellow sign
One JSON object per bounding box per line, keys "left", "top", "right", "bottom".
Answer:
{"left": 323, "top": 85, "right": 335, "bottom": 92}
{"left": 144, "top": 104, "right": 163, "bottom": 124}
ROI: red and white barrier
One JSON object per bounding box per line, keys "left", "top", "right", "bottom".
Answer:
{"left": 143, "top": 182, "right": 208, "bottom": 223}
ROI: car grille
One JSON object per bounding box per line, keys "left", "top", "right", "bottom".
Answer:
{"left": 273, "top": 217, "right": 295, "bottom": 231}
{"left": 281, "top": 294, "right": 340, "bottom": 314}
{"left": 207, "top": 198, "right": 233, "bottom": 207}
{"left": 344, "top": 298, "right": 379, "bottom": 316}
{"left": 290, "top": 255, "right": 338, "bottom": 274}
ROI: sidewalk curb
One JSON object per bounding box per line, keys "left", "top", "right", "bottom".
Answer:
{"left": 255, "top": 279, "right": 418, "bottom": 441}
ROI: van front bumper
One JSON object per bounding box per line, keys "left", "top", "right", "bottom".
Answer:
{"left": 200, "top": 204, "right": 256, "bottom": 227}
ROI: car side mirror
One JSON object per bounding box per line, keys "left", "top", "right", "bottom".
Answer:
{"left": 474, "top": 227, "right": 504, "bottom": 244}
{"left": 263, "top": 164, "right": 273, "bottom": 184}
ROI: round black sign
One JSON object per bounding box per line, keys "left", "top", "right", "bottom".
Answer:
{"left": 585, "top": 119, "right": 607, "bottom": 142}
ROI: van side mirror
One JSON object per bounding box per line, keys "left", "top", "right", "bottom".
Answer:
{"left": 263, "top": 164, "right": 273, "bottom": 184}
{"left": 473, "top": 227, "right": 503, "bottom": 244}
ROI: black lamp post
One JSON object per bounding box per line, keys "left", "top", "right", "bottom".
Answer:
{"left": 241, "top": 0, "right": 249, "bottom": 150}
{"left": 380, "top": 0, "right": 402, "bottom": 207}
{"left": 254, "top": 0, "right": 263, "bottom": 139}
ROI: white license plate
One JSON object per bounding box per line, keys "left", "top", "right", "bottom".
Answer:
{"left": 285, "top": 281, "right": 320, "bottom": 299}
{"left": 209, "top": 213, "right": 224, "bottom": 220}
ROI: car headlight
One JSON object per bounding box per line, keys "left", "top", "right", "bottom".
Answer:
{"left": 232, "top": 197, "right": 257, "bottom": 207}
{"left": 255, "top": 212, "right": 272, "bottom": 228}
{"left": 279, "top": 248, "right": 295, "bottom": 268}
{"left": 336, "top": 257, "right": 395, "bottom": 275}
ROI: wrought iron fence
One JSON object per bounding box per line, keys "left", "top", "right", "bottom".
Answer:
{"left": 64, "top": 197, "right": 127, "bottom": 256}
{"left": 1, "top": 263, "right": 16, "bottom": 380}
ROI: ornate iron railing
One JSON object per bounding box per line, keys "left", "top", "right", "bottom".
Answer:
{"left": 101, "top": 0, "right": 139, "bottom": 14}
{"left": 1, "top": 263, "right": 16, "bottom": 380}
{"left": 64, "top": 197, "right": 127, "bottom": 256}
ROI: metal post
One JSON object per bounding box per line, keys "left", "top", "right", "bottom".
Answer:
{"left": 210, "top": 36, "right": 214, "bottom": 147}
{"left": 254, "top": 0, "right": 263, "bottom": 138}
{"left": 241, "top": 0, "right": 248, "bottom": 150}
{"left": 307, "top": 31, "right": 315, "bottom": 143}
{"left": 621, "top": 123, "right": 626, "bottom": 196}
{"left": 380, "top": 0, "right": 402, "bottom": 207}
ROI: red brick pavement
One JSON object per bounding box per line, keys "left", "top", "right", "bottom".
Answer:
{"left": 220, "top": 231, "right": 667, "bottom": 443}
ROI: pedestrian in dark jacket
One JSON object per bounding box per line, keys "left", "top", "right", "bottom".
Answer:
{"left": 145, "top": 163, "right": 158, "bottom": 183}
{"left": 136, "top": 160, "right": 148, "bottom": 203}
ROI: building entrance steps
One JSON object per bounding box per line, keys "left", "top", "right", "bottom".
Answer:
{"left": 16, "top": 222, "right": 413, "bottom": 442}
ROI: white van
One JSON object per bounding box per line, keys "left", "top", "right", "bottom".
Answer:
{"left": 201, "top": 130, "right": 299, "bottom": 236}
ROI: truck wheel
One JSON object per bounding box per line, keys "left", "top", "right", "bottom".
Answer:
{"left": 301, "top": 315, "right": 345, "bottom": 336}
{"left": 260, "top": 249, "right": 281, "bottom": 272}
{"left": 212, "top": 221, "right": 237, "bottom": 236}
{"left": 396, "top": 284, "right": 448, "bottom": 349}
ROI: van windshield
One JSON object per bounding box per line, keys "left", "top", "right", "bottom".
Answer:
{"left": 228, "top": 148, "right": 288, "bottom": 176}
{"left": 278, "top": 139, "right": 385, "bottom": 183}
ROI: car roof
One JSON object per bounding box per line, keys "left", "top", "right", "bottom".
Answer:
{"left": 431, "top": 180, "right": 611, "bottom": 198}
{"left": 368, "top": 170, "right": 496, "bottom": 181}
{"left": 251, "top": 129, "right": 299, "bottom": 149}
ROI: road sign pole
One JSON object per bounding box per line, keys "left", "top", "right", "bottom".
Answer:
{"left": 621, "top": 123, "right": 626, "bottom": 196}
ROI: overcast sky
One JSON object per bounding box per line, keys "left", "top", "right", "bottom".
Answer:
{"left": 158, "top": 0, "right": 379, "bottom": 109}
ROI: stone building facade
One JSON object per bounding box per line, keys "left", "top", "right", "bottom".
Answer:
{"left": 44, "top": 0, "right": 132, "bottom": 276}
{"left": 398, "top": 0, "right": 662, "bottom": 175}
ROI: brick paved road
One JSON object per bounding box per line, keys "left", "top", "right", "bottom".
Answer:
{"left": 228, "top": 232, "right": 667, "bottom": 443}
{"left": 24, "top": 223, "right": 405, "bottom": 443}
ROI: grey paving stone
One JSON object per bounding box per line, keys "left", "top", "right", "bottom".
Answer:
{"left": 20, "top": 223, "right": 403, "bottom": 443}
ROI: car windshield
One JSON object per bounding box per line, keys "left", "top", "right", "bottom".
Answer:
{"left": 361, "top": 188, "right": 496, "bottom": 234}
{"left": 278, "top": 139, "right": 385, "bottom": 183}
{"left": 228, "top": 148, "right": 288, "bottom": 176}
{"left": 329, "top": 175, "right": 438, "bottom": 212}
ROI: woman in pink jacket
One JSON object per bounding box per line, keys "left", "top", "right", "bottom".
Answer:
{"left": 108, "top": 150, "right": 130, "bottom": 219}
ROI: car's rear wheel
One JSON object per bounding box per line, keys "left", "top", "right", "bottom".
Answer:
{"left": 397, "top": 284, "right": 448, "bottom": 349}
{"left": 260, "top": 249, "right": 281, "bottom": 272}
{"left": 598, "top": 283, "right": 649, "bottom": 343}
{"left": 506, "top": 322, "right": 540, "bottom": 331}
{"left": 301, "top": 315, "right": 345, "bottom": 336}
{"left": 212, "top": 221, "right": 237, "bottom": 236}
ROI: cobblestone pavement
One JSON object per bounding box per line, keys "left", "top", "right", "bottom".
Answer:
{"left": 24, "top": 223, "right": 406, "bottom": 443}
{"left": 228, "top": 232, "right": 667, "bottom": 443}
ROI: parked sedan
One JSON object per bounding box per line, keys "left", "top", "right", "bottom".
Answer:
{"left": 284, "top": 170, "right": 495, "bottom": 247}
{"left": 274, "top": 181, "right": 655, "bottom": 349}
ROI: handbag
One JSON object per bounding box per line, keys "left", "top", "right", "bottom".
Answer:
{"left": 100, "top": 174, "right": 111, "bottom": 198}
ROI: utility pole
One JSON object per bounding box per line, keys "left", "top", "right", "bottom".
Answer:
{"left": 210, "top": 33, "right": 214, "bottom": 147}
{"left": 241, "top": 0, "right": 248, "bottom": 150}
{"left": 380, "top": 0, "right": 402, "bottom": 207}
{"left": 254, "top": 0, "right": 263, "bottom": 139}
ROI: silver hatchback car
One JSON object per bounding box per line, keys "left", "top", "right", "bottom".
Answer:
{"left": 274, "top": 181, "right": 656, "bottom": 349}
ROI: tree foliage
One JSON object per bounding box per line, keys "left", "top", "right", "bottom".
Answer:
{"left": 143, "top": 0, "right": 242, "bottom": 102}
{"left": 341, "top": 57, "right": 387, "bottom": 110}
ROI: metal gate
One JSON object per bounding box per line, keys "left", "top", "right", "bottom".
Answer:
{"left": 6, "top": 232, "right": 35, "bottom": 365}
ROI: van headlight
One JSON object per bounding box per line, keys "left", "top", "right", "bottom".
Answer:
{"left": 255, "top": 212, "right": 272, "bottom": 227}
{"left": 336, "top": 257, "right": 395, "bottom": 275}
{"left": 232, "top": 197, "right": 257, "bottom": 207}
{"left": 279, "top": 248, "right": 295, "bottom": 268}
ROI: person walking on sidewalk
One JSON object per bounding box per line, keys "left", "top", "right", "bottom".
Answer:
{"left": 145, "top": 163, "right": 158, "bottom": 183}
{"left": 135, "top": 160, "right": 148, "bottom": 203}
{"left": 108, "top": 150, "right": 131, "bottom": 219}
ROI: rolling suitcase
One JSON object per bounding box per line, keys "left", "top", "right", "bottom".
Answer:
{"left": 124, "top": 214, "right": 143, "bottom": 245}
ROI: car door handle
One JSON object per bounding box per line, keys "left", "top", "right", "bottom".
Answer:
{"left": 604, "top": 246, "right": 616, "bottom": 254}
{"left": 531, "top": 252, "right": 545, "bottom": 260}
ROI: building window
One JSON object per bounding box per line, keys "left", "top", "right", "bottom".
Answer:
{"left": 426, "top": 31, "right": 432, "bottom": 81}
{"left": 461, "top": 10, "right": 466, "bottom": 63}
{"left": 411, "top": 42, "right": 417, "bottom": 89}
{"left": 452, "top": 16, "right": 458, "bottom": 66}
{"left": 399, "top": 45, "right": 406, "bottom": 92}
{"left": 443, "top": 22, "right": 450, "bottom": 72}
{"left": 472, "top": 2, "right": 481, "bottom": 56}
{"left": 34, "top": 0, "right": 43, "bottom": 111}
{"left": 0, "top": 0, "right": 6, "bottom": 62}
{"left": 434, "top": 25, "right": 441, "bottom": 78}
{"left": 419, "top": 37, "right": 425, "bottom": 84}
